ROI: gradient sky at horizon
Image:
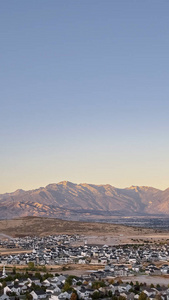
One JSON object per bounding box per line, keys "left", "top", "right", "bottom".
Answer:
{"left": 1, "top": 0, "right": 169, "bottom": 193}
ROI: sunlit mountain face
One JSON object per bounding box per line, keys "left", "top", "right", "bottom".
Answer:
{"left": 0, "top": 181, "right": 168, "bottom": 220}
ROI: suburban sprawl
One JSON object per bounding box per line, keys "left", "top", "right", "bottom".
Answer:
{"left": 1, "top": 234, "right": 169, "bottom": 300}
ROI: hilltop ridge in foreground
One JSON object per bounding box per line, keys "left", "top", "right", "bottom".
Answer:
{"left": 0, "top": 216, "right": 159, "bottom": 238}
{"left": 1, "top": 217, "right": 168, "bottom": 247}
{"left": 0, "top": 181, "right": 169, "bottom": 220}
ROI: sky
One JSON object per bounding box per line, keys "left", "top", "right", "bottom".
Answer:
{"left": 0, "top": 0, "right": 169, "bottom": 193}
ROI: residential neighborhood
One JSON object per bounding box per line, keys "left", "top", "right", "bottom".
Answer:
{"left": 1, "top": 235, "right": 169, "bottom": 300}
{"left": 1, "top": 235, "right": 169, "bottom": 270}
{"left": 0, "top": 261, "right": 169, "bottom": 300}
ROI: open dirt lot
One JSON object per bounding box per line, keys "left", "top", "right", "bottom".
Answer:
{"left": 122, "top": 275, "right": 169, "bottom": 286}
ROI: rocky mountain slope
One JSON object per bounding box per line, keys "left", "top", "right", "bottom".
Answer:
{"left": 0, "top": 181, "right": 169, "bottom": 220}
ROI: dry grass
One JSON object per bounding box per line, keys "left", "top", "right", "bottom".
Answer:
{"left": 0, "top": 216, "right": 169, "bottom": 246}
{"left": 0, "top": 216, "right": 164, "bottom": 238}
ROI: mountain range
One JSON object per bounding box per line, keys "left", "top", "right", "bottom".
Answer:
{"left": 1, "top": 181, "right": 169, "bottom": 220}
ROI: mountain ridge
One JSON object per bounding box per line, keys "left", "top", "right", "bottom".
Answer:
{"left": 1, "top": 181, "right": 164, "bottom": 195}
{"left": 0, "top": 181, "right": 169, "bottom": 220}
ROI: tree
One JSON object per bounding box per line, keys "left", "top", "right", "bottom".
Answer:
{"left": 35, "top": 272, "right": 42, "bottom": 282}
{"left": 71, "top": 292, "right": 78, "bottom": 300}
{"left": 31, "top": 283, "right": 41, "bottom": 291}
{"left": 92, "top": 280, "right": 106, "bottom": 289}
{"left": 118, "top": 279, "right": 123, "bottom": 284}
{"left": 108, "top": 290, "right": 112, "bottom": 297}
{"left": 25, "top": 292, "right": 33, "bottom": 300}
{"left": 112, "top": 296, "right": 118, "bottom": 300}
{"left": 155, "top": 296, "right": 162, "bottom": 300}
{"left": 109, "top": 279, "right": 114, "bottom": 284}
{"left": 138, "top": 292, "right": 147, "bottom": 300}
{"left": 92, "top": 291, "right": 100, "bottom": 299}
{"left": 28, "top": 262, "right": 35, "bottom": 270}
{"left": 42, "top": 272, "right": 53, "bottom": 280}
{"left": 14, "top": 273, "right": 22, "bottom": 280}
{"left": 8, "top": 292, "right": 17, "bottom": 297}
{"left": 66, "top": 275, "right": 77, "bottom": 286}
{"left": 119, "top": 296, "right": 126, "bottom": 300}
{"left": 62, "top": 282, "right": 72, "bottom": 292}
{"left": 2, "top": 281, "right": 6, "bottom": 288}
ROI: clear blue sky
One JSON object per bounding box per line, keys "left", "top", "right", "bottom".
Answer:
{"left": 1, "top": 0, "right": 169, "bottom": 193}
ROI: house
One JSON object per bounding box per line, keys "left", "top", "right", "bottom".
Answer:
{"left": 58, "top": 291, "right": 71, "bottom": 299}
{"left": 31, "top": 290, "right": 47, "bottom": 299}
{"left": 143, "top": 288, "right": 156, "bottom": 298}
{"left": 0, "top": 295, "right": 10, "bottom": 300}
